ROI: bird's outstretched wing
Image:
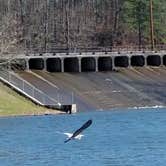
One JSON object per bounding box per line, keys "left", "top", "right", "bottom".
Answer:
{"left": 64, "top": 119, "right": 92, "bottom": 143}
{"left": 72, "top": 119, "right": 92, "bottom": 138}
{"left": 64, "top": 133, "right": 73, "bottom": 138}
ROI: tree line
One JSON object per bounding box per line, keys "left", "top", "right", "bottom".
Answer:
{"left": 0, "top": 0, "right": 166, "bottom": 54}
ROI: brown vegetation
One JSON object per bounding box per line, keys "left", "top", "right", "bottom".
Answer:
{"left": 0, "top": 0, "right": 166, "bottom": 54}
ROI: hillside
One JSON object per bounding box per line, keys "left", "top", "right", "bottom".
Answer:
{"left": 0, "top": 0, "right": 166, "bottom": 54}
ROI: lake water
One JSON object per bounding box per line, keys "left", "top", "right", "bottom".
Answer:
{"left": 0, "top": 108, "right": 166, "bottom": 166}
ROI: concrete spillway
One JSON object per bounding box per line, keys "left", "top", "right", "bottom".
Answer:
{"left": 7, "top": 51, "right": 166, "bottom": 111}
{"left": 17, "top": 67, "right": 166, "bottom": 111}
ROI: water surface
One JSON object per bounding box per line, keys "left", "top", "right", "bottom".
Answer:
{"left": 0, "top": 108, "right": 166, "bottom": 166}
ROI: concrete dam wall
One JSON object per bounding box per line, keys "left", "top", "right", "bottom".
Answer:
{"left": 10, "top": 51, "right": 166, "bottom": 72}
{"left": 6, "top": 51, "right": 166, "bottom": 111}
{"left": 17, "top": 67, "right": 166, "bottom": 111}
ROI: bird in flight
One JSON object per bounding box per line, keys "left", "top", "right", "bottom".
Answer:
{"left": 64, "top": 119, "right": 92, "bottom": 143}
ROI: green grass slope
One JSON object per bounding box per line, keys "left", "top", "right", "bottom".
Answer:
{"left": 0, "top": 82, "right": 61, "bottom": 116}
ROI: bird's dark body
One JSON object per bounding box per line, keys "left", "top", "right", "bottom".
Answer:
{"left": 64, "top": 119, "right": 92, "bottom": 143}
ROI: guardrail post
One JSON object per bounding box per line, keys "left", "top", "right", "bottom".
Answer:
{"left": 22, "top": 80, "right": 25, "bottom": 91}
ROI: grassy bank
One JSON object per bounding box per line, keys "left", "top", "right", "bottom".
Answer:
{"left": 0, "top": 82, "right": 62, "bottom": 117}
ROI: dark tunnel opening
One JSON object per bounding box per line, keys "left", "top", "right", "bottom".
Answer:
{"left": 81, "top": 57, "right": 96, "bottom": 72}
{"left": 131, "top": 55, "right": 145, "bottom": 67}
{"left": 46, "top": 58, "right": 61, "bottom": 72}
{"left": 64, "top": 57, "right": 79, "bottom": 72}
{"left": 163, "top": 55, "right": 166, "bottom": 66}
{"left": 147, "top": 55, "right": 161, "bottom": 66}
{"left": 29, "top": 58, "right": 44, "bottom": 70}
{"left": 114, "top": 56, "right": 129, "bottom": 67}
{"left": 98, "top": 57, "right": 112, "bottom": 71}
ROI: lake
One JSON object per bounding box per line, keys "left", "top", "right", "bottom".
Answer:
{"left": 0, "top": 108, "right": 166, "bottom": 166}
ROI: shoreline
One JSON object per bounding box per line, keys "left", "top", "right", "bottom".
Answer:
{"left": 0, "top": 101, "right": 166, "bottom": 118}
{"left": 0, "top": 110, "right": 65, "bottom": 118}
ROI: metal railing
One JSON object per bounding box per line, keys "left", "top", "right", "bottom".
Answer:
{"left": 25, "top": 44, "right": 166, "bottom": 54}
{"left": 0, "top": 68, "right": 63, "bottom": 107}
{"left": 1, "top": 45, "right": 166, "bottom": 60}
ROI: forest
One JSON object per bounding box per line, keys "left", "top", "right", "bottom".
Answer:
{"left": 0, "top": 0, "right": 166, "bottom": 54}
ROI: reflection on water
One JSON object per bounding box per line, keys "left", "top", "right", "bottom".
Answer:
{"left": 0, "top": 108, "right": 166, "bottom": 166}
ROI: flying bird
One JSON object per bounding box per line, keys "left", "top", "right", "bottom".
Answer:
{"left": 64, "top": 119, "right": 92, "bottom": 143}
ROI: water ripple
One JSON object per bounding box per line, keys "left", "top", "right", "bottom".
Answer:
{"left": 0, "top": 108, "right": 166, "bottom": 165}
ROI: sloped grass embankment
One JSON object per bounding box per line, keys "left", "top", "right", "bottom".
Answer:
{"left": 0, "top": 82, "right": 61, "bottom": 117}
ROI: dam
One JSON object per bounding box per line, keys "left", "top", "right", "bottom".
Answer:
{"left": 1, "top": 50, "right": 166, "bottom": 112}
{"left": 10, "top": 51, "right": 166, "bottom": 72}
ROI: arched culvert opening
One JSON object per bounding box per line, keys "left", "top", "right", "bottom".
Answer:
{"left": 163, "top": 55, "right": 166, "bottom": 66}
{"left": 131, "top": 55, "right": 145, "bottom": 67}
{"left": 11, "top": 59, "right": 26, "bottom": 70}
{"left": 46, "top": 58, "right": 61, "bottom": 72}
{"left": 147, "top": 55, "right": 161, "bottom": 66}
{"left": 114, "top": 56, "right": 129, "bottom": 67}
{"left": 98, "top": 57, "right": 112, "bottom": 71}
{"left": 64, "top": 57, "right": 79, "bottom": 72}
{"left": 29, "top": 58, "right": 44, "bottom": 70}
{"left": 81, "top": 57, "right": 96, "bottom": 72}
